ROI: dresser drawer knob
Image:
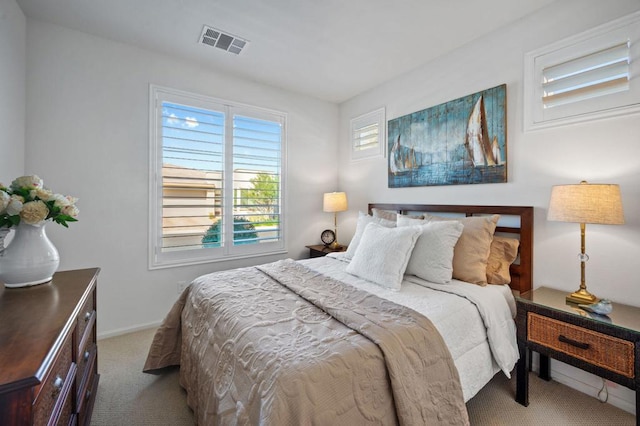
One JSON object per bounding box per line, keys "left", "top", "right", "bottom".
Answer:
{"left": 84, "top": 350, "right": 90, "bottom": 361}
{"left": 51, "top": 375, "right": 64, "bottom": 397}
{"left": 84, "top": 311, "right": 92, "bottom": 321}
{"left": 53, "top": 375, "right": 64, "bottom": 389}
{"left": 558, "top": 334, "right": 590, "bottom": 350}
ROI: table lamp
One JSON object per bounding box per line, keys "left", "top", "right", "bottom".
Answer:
{"left": 323, "top": 192, "right": 348, "bottom": 249}
{"left": 547, "top": 181, "right": 624, "bottom": 304}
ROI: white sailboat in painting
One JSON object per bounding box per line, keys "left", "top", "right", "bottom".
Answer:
{"left": 390, "top": 135, "right": 418, "bottom": 174}
{"left": 465, "top": 96, "right": 500, "bottom": 167}
{"left": 491, "top": 136, "right": 502, "bottom": 165}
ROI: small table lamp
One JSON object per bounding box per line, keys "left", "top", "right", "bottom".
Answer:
{"left": 547, "top": 181, "right": 624, "bottom": 304}
{"left": 323, "top": 192, "right": 348, "bottom": 249}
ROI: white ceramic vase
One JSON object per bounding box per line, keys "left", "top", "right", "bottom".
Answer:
{"left": 0, "top": 222, "right": 60, "bottom": 288}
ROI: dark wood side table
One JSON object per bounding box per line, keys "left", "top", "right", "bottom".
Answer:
{"left": 515, "top": 287, "right": 639, "bottom": 424}
{"left": 306, "top": 244, "right": 347, "bottom": 258}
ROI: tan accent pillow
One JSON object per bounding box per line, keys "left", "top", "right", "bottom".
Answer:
{"left": 371, "top": 208, "right": 398, "bottom": 221}
{"left": 372, "top": 208, "right": 425, "bottom": 222}
{"left": 486, "top": 237, "right": 519, "bottom": 285}
{"left": 424, "top": 214, "right": 499, "bottom": 285}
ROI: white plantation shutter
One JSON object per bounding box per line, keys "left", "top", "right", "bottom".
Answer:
{"left": 351, "top": 108, "right": 385, "bottom": 160}
{"left": 149, "top": 86, "right": 286, "bottom": 268}
{"left": 231, "top": 113, "right": 283, "bottom": 251}
{"left": 541, "top": 42, "right": 630, "bottom": 109}
{"left": 160, "top": 102, "right": 224, "bottom": 252}
{"left": 524, "top": 11, "right": 640, "bottom": 130}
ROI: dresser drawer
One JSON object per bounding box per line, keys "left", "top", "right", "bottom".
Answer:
{"left": 77, "top": 360, "right": 98, "bottom": 426}
{"left": 33, "top": 333, "right": 75, "bottom": 426}
{"left": 76, "top": 289, "right": 96, "bottom": 354}
{"left": 77, "top": 339, "right": 96, "bottom": 404}
{"left": 528, "top": 312, "right": 635, "bottom": 378}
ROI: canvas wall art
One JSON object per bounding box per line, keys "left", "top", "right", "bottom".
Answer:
{"left": 388, "top": 84, "right": 507, "bottom": 188}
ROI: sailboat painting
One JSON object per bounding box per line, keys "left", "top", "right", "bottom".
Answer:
{"left": 388, "top": 84, "right": 506, "bottom": 188}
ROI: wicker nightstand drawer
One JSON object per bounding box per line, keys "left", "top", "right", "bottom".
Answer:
{"left": 528, "top": 312, "right": 634, "bottom": 378}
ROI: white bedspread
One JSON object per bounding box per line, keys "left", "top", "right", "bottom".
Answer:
{"left": 299, "top": 252, "right": 519, "bottom": 401}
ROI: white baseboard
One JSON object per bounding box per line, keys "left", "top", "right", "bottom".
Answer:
{"left": 551, "top": 366, "right": 636, "bottom": 415}
{"left": 97, "top": 320, "right": 161, "bottom": 340}
{"left": 533, "top": 355, "right": 636, "bottom": 415}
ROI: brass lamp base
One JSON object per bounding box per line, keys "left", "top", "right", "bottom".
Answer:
{"left": 328, "top": 241, "right": 341, "bottom": 250}
{"left": 566, "top": 288, "right": 598, "bottom": 304}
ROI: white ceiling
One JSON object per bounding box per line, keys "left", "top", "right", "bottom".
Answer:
{"left": 15, "top": 0, "right": 557, "bottom": 103}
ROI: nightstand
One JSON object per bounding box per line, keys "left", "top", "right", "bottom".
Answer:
{"left": 515, "top": 287, "right": 639, "bottom": 423}
{"left": 305, "top": 244, "right": 347, "bottom": 258}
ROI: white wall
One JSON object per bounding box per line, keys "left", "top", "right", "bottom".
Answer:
{"left": 338, "top": 0, "right": 640, "bottom": 414}
{"left": 0, "top": 0, "right": 25, "bottom": 181}
{"left": 24, "top": 20, "right": 339, "bottom": 337}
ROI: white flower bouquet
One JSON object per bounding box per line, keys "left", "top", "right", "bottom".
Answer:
{"left": 0, "top": 175, "right": 79, "bottom": 228}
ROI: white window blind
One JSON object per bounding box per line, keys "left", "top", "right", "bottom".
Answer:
{"left": 351, "top": 107, "right": 385, "bottom": 160}
{"left": 524, "top": 11, "right": 640, "bottom": 130}
{"left": 542, "top": 42, "right": 630, "bottom": 109}
{"left": 149, "top": 86, "right": 286, "bottom": 269}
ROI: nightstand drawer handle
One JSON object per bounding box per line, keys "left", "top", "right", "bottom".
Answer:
{"left": 558, "top": 335, "right": 589, "bottom": 350}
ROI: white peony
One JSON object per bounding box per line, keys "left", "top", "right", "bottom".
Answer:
{"left": 51, "top": 193, "right": 71, "bottom": 207}
{"left": 0, "top": 191, "right": 9, "bottom": 214}
{"left": 20, "top": 200, "right": 49, "bottom": 224}
{"left": 6, "top": 196, "right": 24, "bottom": 216}
{"left": 61, "top": 204, "right": 80, "bottom": 218}
{"left": 11, "top": 175, "right": 43, "bottom": 190}
{"left": 30, "top": 188, "right": 53, "bottom": 201}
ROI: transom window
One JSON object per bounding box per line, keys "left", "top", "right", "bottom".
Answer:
{"left": 149, "top": 86, "right": 286, "bottom": 269}
{"left": 524, "top": 11, "right": 640, "bottom": 131}
{"left": 351, "top": 107, "right": 386, "bottom": 160}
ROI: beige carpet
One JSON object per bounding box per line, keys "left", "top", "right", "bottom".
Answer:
{"left": 92, "top": 328, "right": 636, "bottom": 425}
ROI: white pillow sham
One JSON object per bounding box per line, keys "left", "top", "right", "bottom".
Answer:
{"left": 397, "top": 218, "right": 464, "bottom": 284}
{"left": 344, "top": 211, "right": 395, "bottom": 260}
{"left": 345, "top": 222, "right": 421, "bottom": 290}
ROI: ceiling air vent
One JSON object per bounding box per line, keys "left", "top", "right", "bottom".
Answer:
{"left": 199, "top": 25, "right": 248, "bottom": 55}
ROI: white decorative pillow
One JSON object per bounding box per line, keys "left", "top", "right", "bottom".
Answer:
{"left": 346, "top": 223, "right": 421, "bottom": 290}
{"left": 344, "top": 211, "right": 395, "bottom": 260}
{"left": 398, "top": 220, "right": 464, "bottom": 284}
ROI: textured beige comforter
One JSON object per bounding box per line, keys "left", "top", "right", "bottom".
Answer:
{"left": 144, "top": 259, "right": 469, "bottom": 425}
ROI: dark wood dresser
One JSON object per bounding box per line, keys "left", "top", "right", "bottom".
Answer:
{"left": 0, "top": 268, "right": 100, "bottom": 426}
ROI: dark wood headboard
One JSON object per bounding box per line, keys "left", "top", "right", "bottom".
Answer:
{"left": 368, "top": 203, "right": 534, "bottom": 294}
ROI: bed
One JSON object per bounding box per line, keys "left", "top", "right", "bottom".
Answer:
{"left": 144, "top": 203, "right": 533, "bottom": 425}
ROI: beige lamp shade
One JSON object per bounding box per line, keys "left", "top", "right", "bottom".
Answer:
{"left": 547, "top": 181, "right": 624, "bottom": 304}
{"left": 547, "top": 181, "right": 624, "bottom": 225}
{"left": 323, "top": 192, "right": 348, "bottom": 213}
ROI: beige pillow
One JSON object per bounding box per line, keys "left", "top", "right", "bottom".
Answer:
{"left": 424, "top": 214, "right": 500, "bottom": 285}
{"left": 486, "top": 237, "right": 519, "bottom": 285}
{"left": 371, "top": 208, "right": 398, "bottom": 222}
{"left": 371, "top": 208, "right": 425, "bottom": 222}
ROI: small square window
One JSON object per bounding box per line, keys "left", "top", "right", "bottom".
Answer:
{"left": 351, "top": 107, "right": 386, "bottom": 160}
{"left": 524, "top": 11, "right": 640, "bottom": 131}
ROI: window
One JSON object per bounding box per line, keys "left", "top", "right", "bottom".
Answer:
{"left": 524, "top": 11, "right": 640, "bottom": 131}
{"left": 149, "top": 86, "right": 286, "bottom": 269}
{"left": 351, "top": 107, "right": 385, "bottom": 160}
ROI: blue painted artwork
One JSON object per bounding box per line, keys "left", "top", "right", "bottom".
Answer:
{"left": 388, "top": 84, "right": 507, "bottom": 187}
